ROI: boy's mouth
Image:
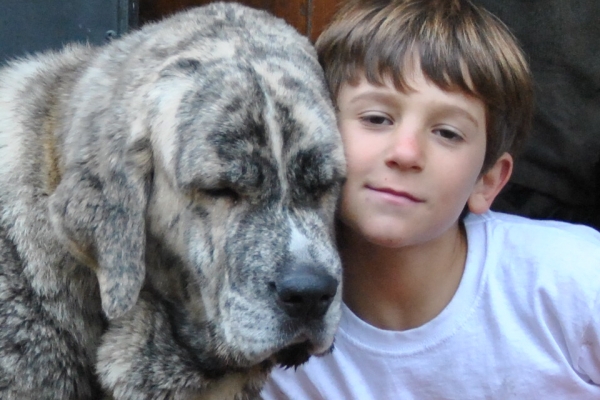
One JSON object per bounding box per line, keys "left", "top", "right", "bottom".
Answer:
{"left": 366, "top": 185, "right": 425, "bottom": 203}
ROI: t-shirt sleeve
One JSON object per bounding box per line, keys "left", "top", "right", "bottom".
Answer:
{"left": 577, "top": 291, "right": 600, "bottom": 385}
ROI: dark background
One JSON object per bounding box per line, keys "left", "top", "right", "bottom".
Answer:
{"left": 1, "top": 0, "right": 598, "bottom": 230}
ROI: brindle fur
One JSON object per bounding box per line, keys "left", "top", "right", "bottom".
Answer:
{"left": 0, "top": 3, "right": 345, "bottom": 399}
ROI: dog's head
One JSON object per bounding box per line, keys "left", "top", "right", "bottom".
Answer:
{"left": 49, "top": 3, "right": 345, "bottom": 369}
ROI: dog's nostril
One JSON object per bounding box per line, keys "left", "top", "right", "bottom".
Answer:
{"left": 273, "top": 273, "right": 338, "bottom": 319}
{"left": 282, "top": 294, "right": 304, "bottom": 304}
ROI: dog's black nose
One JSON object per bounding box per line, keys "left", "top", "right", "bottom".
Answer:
{"left": 273, "top": 272, "right": 338, "bottom": 319}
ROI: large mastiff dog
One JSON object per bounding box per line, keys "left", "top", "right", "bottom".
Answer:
{"left": 0, "top": 2, "right": 345, "bottom": 399}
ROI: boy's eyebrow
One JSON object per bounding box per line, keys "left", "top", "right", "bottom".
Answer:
{"left": 434, "top": 103, "right": 481, "bottom": 129}
{"left": 347, "top": 90, "right": 399, "bottom": 106}
{"left": 347, "top": 91, "right": 482, "bottom": 129}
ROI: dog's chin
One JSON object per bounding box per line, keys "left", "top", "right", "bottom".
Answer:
{"left": 273, "top": 341, "right": 312, "bottom": 369}
{"left": 273, "top": 340, "right": 334, "bottom": 370}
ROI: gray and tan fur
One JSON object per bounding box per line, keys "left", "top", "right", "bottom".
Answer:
{"left": 0, "top": 2, "right": 346, "bottom": 399}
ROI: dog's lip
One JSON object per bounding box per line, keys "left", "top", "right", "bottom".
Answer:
{"left": 276, "top": 330, "right": 330, "bottom": 354}
{"left": 294, "top": 331, "right": 334, "bottom": 354}
{"left": 288, "top": 333, "right": 309, "bottom": 345}
{"left": 270, "top": 333, "right": 336, "bottom": 368}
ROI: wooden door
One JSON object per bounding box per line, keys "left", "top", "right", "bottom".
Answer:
{"left": 139, "top": 0, "right": 340, "bottom": 41}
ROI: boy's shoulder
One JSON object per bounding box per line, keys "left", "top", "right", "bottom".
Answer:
{"left": 466, "top": 210, "right": 600, "bottom": 250}
{"left": 464, "top": 211, "right": 599, "bottom": 327}
{"left": 465, "top": 210, "right": 600, "bottom": 279}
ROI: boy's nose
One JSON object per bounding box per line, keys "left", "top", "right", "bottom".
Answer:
{"left": 384, "top": 128, "right": 425, "bottom": 171}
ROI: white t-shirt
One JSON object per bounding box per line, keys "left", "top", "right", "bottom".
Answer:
{"left": 262, "top": 211, "right": 600, "bottom": 399}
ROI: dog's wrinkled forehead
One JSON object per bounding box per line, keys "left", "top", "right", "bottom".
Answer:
{"left": 174, "top": 61, "right": 274, "bottom": 194}
{"left": 154, "top": 55, "right": 345, "bottom": 206}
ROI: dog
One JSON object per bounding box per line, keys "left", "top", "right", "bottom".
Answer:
{"left": 0, "top": 2, "right": 346, "bottom": 398}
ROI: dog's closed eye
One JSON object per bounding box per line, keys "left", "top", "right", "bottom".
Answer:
{"left": 196, "top": 187, "right": 242, "bottom": 206}
{"left": 202, "top": 187, "right": 240, "bottom": 200}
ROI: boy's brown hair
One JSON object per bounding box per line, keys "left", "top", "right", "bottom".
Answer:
{"left": 316, "top": 0, "right": 533, "bottom": 173}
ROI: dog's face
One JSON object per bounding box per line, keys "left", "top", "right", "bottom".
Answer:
{"left": 146, "top": 55, "right": 345, "bottom": 366}
{"left": 47, "top": 3, "right": 345, "bottom": 371}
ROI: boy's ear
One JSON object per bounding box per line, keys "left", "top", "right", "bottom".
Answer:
{"left": 467, "top": 152, "right": 513, "bottom": 214}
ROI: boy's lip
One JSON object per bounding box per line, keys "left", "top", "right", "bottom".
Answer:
{"left": 366, "top": 185, "right": 425, "bottom": 203}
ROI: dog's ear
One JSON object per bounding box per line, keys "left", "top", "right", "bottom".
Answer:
{"left": 49, "top": 137, "right": 153, "bottom": 319}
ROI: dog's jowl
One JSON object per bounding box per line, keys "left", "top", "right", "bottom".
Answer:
{"left": 0, "top": 3, "right": 345, "bottom": 399}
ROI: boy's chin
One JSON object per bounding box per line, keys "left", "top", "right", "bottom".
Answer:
{"left": 364, "top": 233, "right": 412, "bottom": 249}
{"left": 341, "top": 223, "right": 412, "bottom": 249}
{"left": 342, "top": 217, "right": 464, "bottom": 250}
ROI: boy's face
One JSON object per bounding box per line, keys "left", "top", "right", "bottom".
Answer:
{"left": 336, "top": 68, "right": 492, "bottom": 248}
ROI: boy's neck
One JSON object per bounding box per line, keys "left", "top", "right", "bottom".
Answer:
{"left": 339, "top": 222, "right": 467, "bottom": 331}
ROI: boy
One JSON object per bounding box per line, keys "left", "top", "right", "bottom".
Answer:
{"left": 262, "top": 0, "right": 600, "bottom": 398}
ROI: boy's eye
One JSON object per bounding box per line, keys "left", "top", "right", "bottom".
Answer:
{"left": 434, "top": 128, "right": 463, "bottom": 141}
{"left": 360, "top": 114, "right": 392, "bottom": 126}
